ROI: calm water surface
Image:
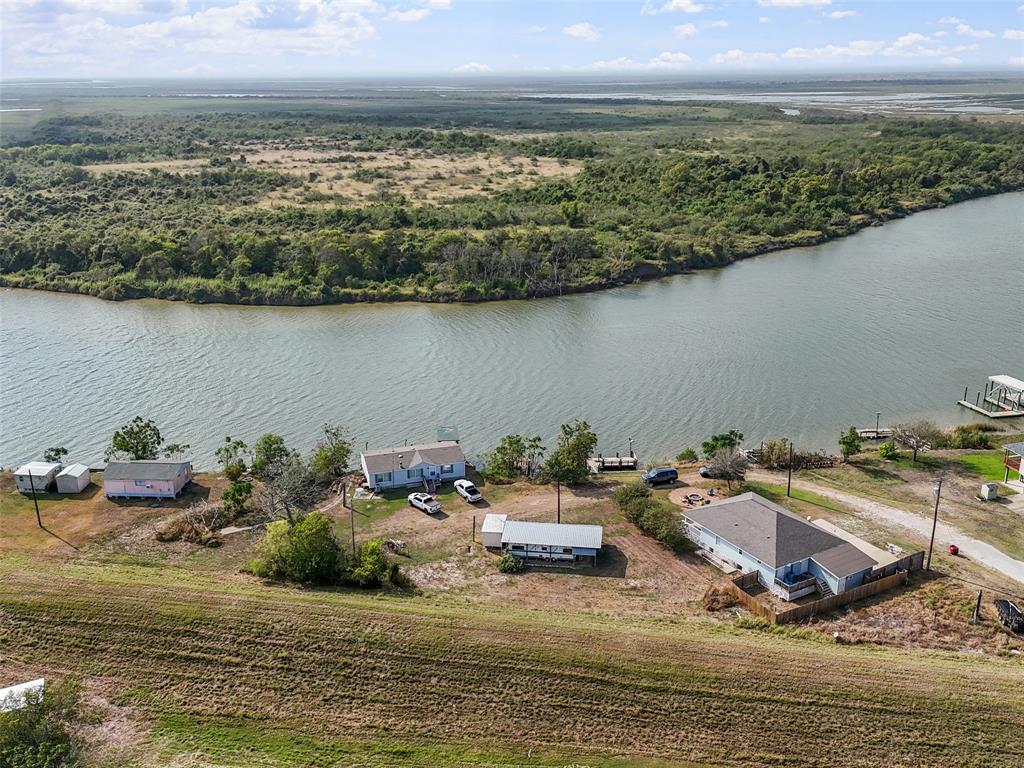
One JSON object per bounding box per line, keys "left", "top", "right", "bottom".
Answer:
{"left": 2, "top": 192, "right": 1022, "bottom": 469}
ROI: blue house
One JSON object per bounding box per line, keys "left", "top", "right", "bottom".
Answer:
{"left": 360, "top": 441, "right": 466, "bottom": 491}
{"left": 683, "top": 492, "right": 877, "bottom": 600}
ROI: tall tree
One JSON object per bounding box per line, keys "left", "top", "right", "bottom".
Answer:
{"left": 105, "top": 417, "right": 163, "bottom": 461}
{"left": 541, "top": 420, "right": 598, "bottom": 485}
{"left": 707, "top": 447, "right": 749, "bottom": 490}
{"left": 310, "top": 423, "right": 353, "bottom": 484}
{"left": 251, "top": 433, "right": 293, "bottom": 480}
{"left": 893, "top": 420, "right": 940, "bottom": 462}
{"left": 42, "top": 446, "right": 68, "bottom": 463}
{"left": 837, "top": 427, "right": 862, "bottom": 463}
{"left": 701, "top": 430, "right": 744, "bottom": 459}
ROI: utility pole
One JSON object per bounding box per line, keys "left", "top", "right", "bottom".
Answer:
{"left": 875, "top": 411, "right": 881, "bottom": 437}
{"left": 786, "top": 442, "right": 794, "bottom": 498}
{"left": 349, "top": 493, "right": 357, "bottom": 557}
{"left": 972, "top": 590, "right": 983, "bottom": 624}
{"left": 472, "top": 514, "right": 476, "bottom": 544}
{"left": 28, "top": 470, "right": 42, "bottom": 528}
{"left": 556, "top": 479, "right": 561, "bottom": 524}
{"left": 927, "top": 478, "right": 942, "bottom": 571}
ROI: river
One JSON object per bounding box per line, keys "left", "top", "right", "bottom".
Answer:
{"left": 2, "top": 192, "right": 1022, "bottom": 469}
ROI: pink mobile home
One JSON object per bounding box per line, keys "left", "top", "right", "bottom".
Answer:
{"left": 103, "top": 460, "right": 193, "bottom": 499}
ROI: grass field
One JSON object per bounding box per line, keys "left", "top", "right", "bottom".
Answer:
{"left": 3, "top": 553, "right": 1024, "bottom": 768}
{"left": 3, "top": 468, "right": 1024, "bottom": 767}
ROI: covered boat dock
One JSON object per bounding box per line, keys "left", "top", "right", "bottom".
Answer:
{"left": 958, "top": 375, "right": 1024, "bottom": 419}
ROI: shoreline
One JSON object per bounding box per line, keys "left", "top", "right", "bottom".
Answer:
{"left": 2, "top": 187, "right": 1021, "bottom": 309}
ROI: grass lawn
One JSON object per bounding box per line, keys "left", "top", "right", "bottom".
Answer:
{"left": 957, "top": 450, "right": 1019, "bottom": 484}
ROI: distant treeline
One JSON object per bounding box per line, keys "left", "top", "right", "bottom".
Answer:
{"left": 1, "top": 112, "right": 1022, "bottom": 305}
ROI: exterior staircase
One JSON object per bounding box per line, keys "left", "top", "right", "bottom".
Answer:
{"left": 815, "top": 577, "right": 834, "bottom": 598}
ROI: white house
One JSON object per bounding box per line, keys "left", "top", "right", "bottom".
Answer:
{"left": 481, "top": 513, "right": 507, "bottom": 549}
{"left": 13, "top": 462, "right": 62, "bottom": 494}
{"left": 56, "top": 463, "right": 91, "bottom": 494}
{"left": 360, "top": 441, "right": 466, "bottom": 491}
{"left": 501, "top": 520, "right": 603, "bottom": 567}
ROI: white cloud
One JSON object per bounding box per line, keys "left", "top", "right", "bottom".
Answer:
{"left": 939, "top": 17, "right": 961, "bottom": 25}
{"left": 706, "top": 19, "right": 729, "bottom": 28}
{"left": 824, "top": 10, "right": 857, "bottom": 19}
{"left": 641, "top": 0, "right": 705, "bottom": 15}
{"left": 1004, "top": 29, "right": 1024, "bottom": 40}
{"left": 1011, "top": 57, "right": 1024, "bottom": 66}
{"left": 955, "top": 23, "right": 994, "bottom": 39}
{"left": 527, "top": 24, "right": 547, "bottom": 33}
{"left": 386, "top": 8, "right": 429, "bottom": 22}
{"left": 759, "top": 16, "right": 770, "bottom": 23}
{"left": 757, "top": 0, "right": 830, "bottom": 7}
{"left": 586, "top": 51, "right": 692, "bottom": 70}
{"left": 710, "top": 48, "right": 779, "bottom": 65}
{"left": 942, "top": 56, "right": 962, "bottom": 65}
{"left": 563, "top": 22, "right": 600, "bottom": 42}
{"left": 452, "top": 61, "right": 492, "bottom": 73}
{"left": 934, "top": 31, "right": 947, "bottom": 38}
{"left": 673, "top": 23, "right": 697, "bottom": 38}
{"left": 783, "top": 40, "right": 884, "bottom": 59}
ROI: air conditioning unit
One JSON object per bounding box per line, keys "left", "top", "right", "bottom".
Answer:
{"left": 979, "top": 483, "right": 999, "bottom": 501}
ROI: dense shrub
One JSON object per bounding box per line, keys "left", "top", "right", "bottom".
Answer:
{"left": 613, "top": 482, "right": 690, "bottom": 552}
{"left": 878, "top": 441, "right": 899, "bottom": 459}
{"left": 497, "top": 552, "right": 525, "bottom": 574}
{"left": 248, "top": 512, "right": 347, "bottom": 584}
{"left": 676, "top": 448, "right": 698, "bottom": 463}
{"left": 349, "top": 539, "right": 391, "bottom": 587}
{"left": 0, "top": 678, "right": 84, "bottom": 768}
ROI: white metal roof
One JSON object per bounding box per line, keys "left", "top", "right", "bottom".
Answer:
{"left": 57, "top": 463, "right": 90, "bottom": 478}
{"left": 481, "top": 514, "right": 507, "bottom": 534}
{"left": 14, "top": 462, "right": 61, "bottom": 476}
{"left": 988, "top": 375, "right": 1024, "bottom": 392}
{"left": 0, "top": 678, "right": 45, "bottom": 713}
{"left": 501, "top": 520, "right": 603, "bottom": 550}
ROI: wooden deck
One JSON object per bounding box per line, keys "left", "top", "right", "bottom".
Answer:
{"left": 957, "top": 400, "right": 1024, "bottom": 419}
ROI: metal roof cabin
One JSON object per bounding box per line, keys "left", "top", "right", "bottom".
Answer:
{"left": 56, "top": 463, "right": 91, "bottom": 494}
{"left": 103, "top": 460, "right": 193, "bottom": 499}
{"left": 500, "top": 520, "right": 603, "bottom": 567}
{"left": 360, "top": 441, "right": 466, "bottom": 491}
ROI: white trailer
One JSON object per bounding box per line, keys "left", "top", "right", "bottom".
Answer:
{"left": 481, "top": 514, "right": 507, "bottom": 549}
{"left": 56, "top": 463, "right": 91, "bottom": 494}
{"left": 13, "top": 462, "right": 61, "bottom": 494}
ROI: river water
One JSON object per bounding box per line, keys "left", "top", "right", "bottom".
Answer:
{"left": 2, "top": 192, "right": 1022, "bottom": 469}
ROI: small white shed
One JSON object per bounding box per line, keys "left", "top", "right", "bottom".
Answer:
{"left": 13, "top": 462, "right": 62, "bottom": 494}
{"left": 481, "top": 514, "right": 507, "bottom": 549}
{"left": 56, "top": 463, "right": 91, "bottom": 494}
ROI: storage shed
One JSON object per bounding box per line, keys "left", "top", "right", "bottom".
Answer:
{"left": 103, "top": 460, "right": 193, "bottom": 499}
{"left": 56, "top": 463, "right": 91, "bottom": 494}
{"left": 481, "top": 514, "right": 507, "bottom": 549}
{"left": 13, "top": 462, "right": 62, "bottom": 494}
{"left": 501, "top": 520, "right": 603, "bottom": 567}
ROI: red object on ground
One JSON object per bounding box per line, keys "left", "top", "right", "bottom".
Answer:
{"left": 948, "top": 544, "right": 960, "bottom": 556}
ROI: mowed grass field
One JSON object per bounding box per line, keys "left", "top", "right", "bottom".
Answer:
{"left": 2, "top": 550, "right": 1024, "bottom": 768}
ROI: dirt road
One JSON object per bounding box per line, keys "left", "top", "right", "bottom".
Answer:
{"left": 749, "top": 470, "right": 1024, "bottom": 586}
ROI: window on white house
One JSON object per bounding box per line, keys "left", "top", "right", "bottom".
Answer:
{"left": 408, "top": 468, "right": 423, "bottom": 479}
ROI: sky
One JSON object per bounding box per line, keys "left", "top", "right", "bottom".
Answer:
{"left": 2, "top": 1, "right": 1023, "bottom": 79}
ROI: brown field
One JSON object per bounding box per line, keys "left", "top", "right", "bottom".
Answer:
{"left": 2, "top": 468, "right": 1023, "bottom": 766}
{"left": 81, "top": 141, "right": 580, "bottom": 207}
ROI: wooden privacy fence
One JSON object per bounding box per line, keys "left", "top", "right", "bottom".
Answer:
{"left": 726, "top": 569, "right": 912, "bottom": 625}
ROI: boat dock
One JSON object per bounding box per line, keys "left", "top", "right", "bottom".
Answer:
{"left": 587, "top": 454, "right": 638, "bottom": 473}
{"left": 958, "top": 375, "right": 1024, "bottom": 419}
{"left": 856, "top": 428, "right": 894, "bottom": 440}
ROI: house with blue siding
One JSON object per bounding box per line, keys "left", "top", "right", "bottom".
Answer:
{"left": 683, "top": 492, "right": 876, "bottom": 600}
{"left": 360, "top": 441, "right": 466, "bottom": 491}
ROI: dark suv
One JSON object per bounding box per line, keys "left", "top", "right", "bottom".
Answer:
{"left": 642, "top": 467, "right": 678, "bottom": 486}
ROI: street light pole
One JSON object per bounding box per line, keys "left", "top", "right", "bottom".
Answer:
{"left": 927, "top": 478, "right": 942, "bottom": 571}
{"left": 556, "top": 479, "right": 561, "bottom": 524}
{"left": 875, "top": 411, "right": 881, "bottom": 437}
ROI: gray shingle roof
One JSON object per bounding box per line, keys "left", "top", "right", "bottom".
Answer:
{"left": 810, "top": 542, "right": 877, "bottom": 578}
{"left": 103, "top": 460, "right": 191, "bottom": 481}
{"left": 361, "top": 441, "right": 465, "bottom": 475}
{"left": 685, "top": 492, "right": 875, "bottom": 575}
{"left": 501, "top": 521, "right": 603, "bottom": 550}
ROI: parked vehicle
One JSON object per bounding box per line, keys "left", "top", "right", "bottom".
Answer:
{"left": 408, "top": 492, "right": 442, "bottom": 514}
{"left": 642, "top": 467, "right": 678, "bottom": 486}
{"left": 994, "top": 599, "right": 1024, "bottom": 633}
{"left": 454, "top": 478, "right": 483, "bottom": 503}
{"left": 698, "top": 466, "right": 713, "bottom": 479}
